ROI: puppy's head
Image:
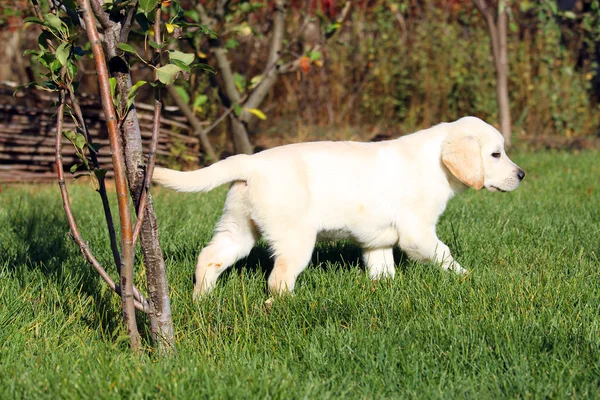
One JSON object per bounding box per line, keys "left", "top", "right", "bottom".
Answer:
{"left": 441, "top": 116, "right": 525, "bottom": 192}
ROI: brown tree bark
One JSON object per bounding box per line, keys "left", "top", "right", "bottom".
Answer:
{"left": 473, "top": 0, "right": 512, "bottom": 146}
{"left": 89, "top": 0, "right": 175, "bottom": 351}
{"left": 79, "top": 0, "right": 141, "bottom": 351}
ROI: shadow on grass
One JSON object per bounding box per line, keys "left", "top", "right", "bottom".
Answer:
{"left": 215, "top": 240, "right": 411, "bottom": 286}
{"left": 0, "top": 195, "right": 126, "bottom": 337}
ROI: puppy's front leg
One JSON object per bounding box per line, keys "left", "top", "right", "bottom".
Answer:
{"left": 363, "top": 247, "right": 395, "bottom": 280}
{"left": 399, "top": 229, "right": 467, "bottom": 274}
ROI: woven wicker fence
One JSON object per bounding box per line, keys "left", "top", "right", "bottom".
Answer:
{"left": 0, "top": 83, "right": 200, "bottom": 183}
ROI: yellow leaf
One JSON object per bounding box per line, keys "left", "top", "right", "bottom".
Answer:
{"left": 246, "top": 108, "right": 267, "bottom": 120}
{"left": 314, "top": 60, "right": 323, "bottom": 68}
{"left": 90, "top": 174, "right": 100, "bottom": 191}
{"left": 197, "top": 50, "right": 207, "bottom": 58}
{"left": 166, "top": 23, "right": 174, "bottom": 34}
{"left": 240, "top": 24, "right": 252, "bottom": 36}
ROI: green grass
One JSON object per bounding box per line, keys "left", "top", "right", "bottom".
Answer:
{"left": 1, "top": 150, "right": 599, "bottom": 399}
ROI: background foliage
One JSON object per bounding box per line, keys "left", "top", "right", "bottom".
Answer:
{"left": 3, "top": 0, "right": 600, "bottom": 156}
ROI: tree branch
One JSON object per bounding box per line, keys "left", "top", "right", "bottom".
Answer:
{"left": 473, "top": 0, "right": 500, "bottom": 62}
{"left": 166, "top": 85, "right": 218, "bottom": 163}
{"left": 132, "top": 7, "right": 163, "bottom": 247}
{"left": 240, "top": 0, "right": 288, "bottom": 122}
{"left": 197, "top": 4, "right": 241, "bottom": 103}
{"left": 88, "top": 0, "right": 111, "bottom": 31}
{"left": 79, "top": 0, "right": 141, "bottom": 351}
{"left": 55, "top": 89, "right": 146, "bottom": 313}
{"left": 67, "top": 90, "right": 121, "bottom": 270}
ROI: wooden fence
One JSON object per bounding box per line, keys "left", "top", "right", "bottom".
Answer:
{"left": 0, "top": 83, "right": 200, "bottom": 183}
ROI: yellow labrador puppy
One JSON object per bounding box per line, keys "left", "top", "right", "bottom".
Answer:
{"left": 154, "top": 117, "right": 525, "bottom": 297}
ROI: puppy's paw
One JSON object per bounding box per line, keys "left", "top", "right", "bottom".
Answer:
{"left": 446, "top": 261, "right": 468, "bottom": 275}
{"left": 452, "top": 264, "right": 468, "bottom": 275}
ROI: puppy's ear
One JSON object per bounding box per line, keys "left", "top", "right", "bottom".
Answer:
{"left": 441, "top": 134, "right": 484, "bottom": 190}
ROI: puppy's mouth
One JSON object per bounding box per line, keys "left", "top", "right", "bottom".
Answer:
{"left": 487, "top": 185, "right": 507, "bottom": 193}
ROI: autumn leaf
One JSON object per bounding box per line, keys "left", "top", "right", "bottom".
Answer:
{"left": 246, "top": 108, "right": 267, "bottom": 120}
{"left": 300, "top": 56, "right": 310, "bottom": 73}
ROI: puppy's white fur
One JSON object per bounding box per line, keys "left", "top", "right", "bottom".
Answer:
{"left": 153, "top": 117, "right": 525, "bottom": 296}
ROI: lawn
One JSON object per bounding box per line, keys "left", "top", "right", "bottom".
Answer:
{"left": 0, "top": 150, "right": 599, "bottom": 399}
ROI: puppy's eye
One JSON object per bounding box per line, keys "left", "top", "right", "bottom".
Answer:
{"left": 491, "top": 152, "right": 501, "bottom": 158}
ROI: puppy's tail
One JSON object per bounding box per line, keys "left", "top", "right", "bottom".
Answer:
{"left": 153, "top": 154, "right": 253, "bottom": 193}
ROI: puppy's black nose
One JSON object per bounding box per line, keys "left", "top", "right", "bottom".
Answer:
{"left": 517, "top": 169, "right": 525, "bottom": 181}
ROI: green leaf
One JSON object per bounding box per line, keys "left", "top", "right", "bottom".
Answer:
{"left": 177, "top": 22, "right": 218, "bottom": 38}
{"left": 169, "top": 59, "right": 191, "bottom": 73}
{"left": 50, "top": 59, "right": 62, "bottom": 74}
{"left": 67, "top": 60, "right": 77, "bottom": 78}
{"left": 62, "top": 0, "right": 77, "bottom": 10}
{"left": 117, "top": 42, "right": 138, "bottom": 55}
{"left": 23, "top": 17, "right": 44, "bottom": 25}
{"left": 74, "top": 133, "right": 86, "bottom": 150}
{"left": 148, "top": 40, "right": 166, "bottom": 50}
{"left": 23, "top": 49, "right": 40, "bottom": 57}
{"left": 126, "top": 80, "right": 147, "bottom": 110}
{"left": 44, "top": 13, "right": 65, "bottom": 32}
{"left": 55, "top": 42, "right": 71, "bottom": 66}
{"left": 62, "top": 130, "right": 77, "bottom": 141}
{"left": 88, "top": 143, "right": 102, "bottom": 153}
{"left": 94, "top": 169, "right": 107, "bottom": 179}
{"left": 90, "top": 173, "right": 100, "bottom": 191}
{"left": 190, "top": 63, "right": 216, "bottom": 74}
{"left": 225, "top": 39, "right": 239, "bottom": 50}
{"left": 139, "top": 0, "right": 159, "bottom": 13}
{"left": 326, "top": 22, "right": 341, "bottom": 35}
{"left": 245, "top": 108, "right": 267, "bottom": 120}
{"left": 249, "top": 75, "right": 263, "bottom": 89}
{"left": 234, "top": 73, "right": 246, "bottom": 92}
{"left": 193, "top": 94, "right": 208, "bottom": 111}
{"left": 168, "top": 50, "right": 195, "bottom": 66}
{"left": 38, "top": 31, "right": 51, "bottom": 50}
{"left": 40, "top": 80, "right": 59, "bottom": 91}
{"left": 308, "top": 51, "right": 321, "bottom": 62}
{"left": 233, "top": 103, "right": 242, "bottom": 117}
{"left": 156, "top": 64, "right": 181, "bottom": 85}
{"left": 70, "top": 163, "right": 81, "bottom": 174}
{"left": 135, "top": 12, "right": 150, "bottom": 32}
{"left": 173, "top": 85, "right": 190, "bottom": 104}
{"left": 109, "top": 77, "right": 117, "bottom": 99}
{"left": 184, "top": 9, "right": 199, "bottom": 23}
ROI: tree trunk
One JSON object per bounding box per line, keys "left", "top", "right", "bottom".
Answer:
{"left": 118, "top": 73, "right": 175, "bottom": 352}
{"left": 100, "top": 10, "right": 175, "bottom": 352}
{"left": 230, "top": 115, "right": 254, "bottom": 155}
{"left": 473, "top": 0, "right": 512, "bottom": 146}
{"left": 495, "top": 6, "right": 511, "bottom": 146}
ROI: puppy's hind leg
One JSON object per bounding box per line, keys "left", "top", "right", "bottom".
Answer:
{"left": 194, "top": 184, "right": 259, "bottom": 298}
{"left": 267, "top": 228, "right": 316, "bottom": 295}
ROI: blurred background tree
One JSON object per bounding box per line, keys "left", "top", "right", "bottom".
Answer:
{"left": 5, "top": 0, "right": 600, "bottom": 161}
